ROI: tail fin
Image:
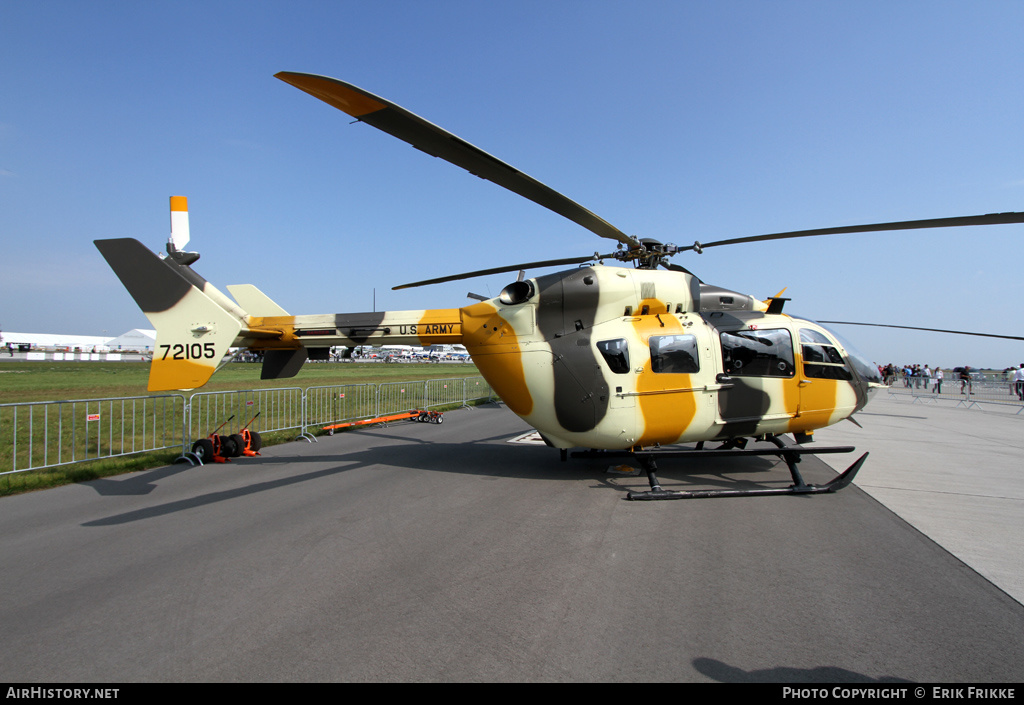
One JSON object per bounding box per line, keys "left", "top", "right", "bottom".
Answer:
{"left": 94, "top": 238, "right": 245, "bottom": 391}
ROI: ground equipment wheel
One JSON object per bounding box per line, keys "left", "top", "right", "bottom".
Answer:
{"left": 228, "top": 434, "right": 246, "bottom": 457}
{"left": 217, "top": 435, "right": 238, "bottom": 459}
{"left": 191, "top": 438, "right": 215, "bottom": 461}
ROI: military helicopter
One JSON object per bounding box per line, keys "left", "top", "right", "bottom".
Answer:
{"left": 95, "top": 72, "right": 1024, "bottom": 500}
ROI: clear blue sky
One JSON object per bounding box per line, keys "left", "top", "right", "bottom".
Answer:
{"left": 2, "top": 1, "right": 1022, "bottom": 368}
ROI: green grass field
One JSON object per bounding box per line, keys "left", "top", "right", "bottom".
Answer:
{"left": 0, "top": 359, "right": 483, "bottom": 496}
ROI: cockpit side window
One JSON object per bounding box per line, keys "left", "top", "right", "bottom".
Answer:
{"left": 649, "top": 334, "right": 699, "bottom": 374}
{"left": 720, "top": 329, "right": 795, "bottom": 377}
{"left": 597, "top": 338, "right": 630, "bottom": 374}
{"left": 799, "top": 328, "right": 852, "bottom": 380}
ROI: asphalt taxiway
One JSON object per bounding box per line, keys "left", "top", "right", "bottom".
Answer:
{"left": 1, "top": 395, "right": 1022, "bottom": 682}
{"left": 816, "top": 391, "right": 1024, "bottom": 606}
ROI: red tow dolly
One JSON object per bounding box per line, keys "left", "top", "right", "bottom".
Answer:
{"left": 190, "top": 413, "right": 263, "bottom": 464}
{"left": 237, "top": 413, "right": 263, "bottom": 456}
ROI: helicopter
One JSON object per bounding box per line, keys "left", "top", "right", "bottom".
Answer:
{"left": 95, "top": 72, "right": 1024, "bottom": 500}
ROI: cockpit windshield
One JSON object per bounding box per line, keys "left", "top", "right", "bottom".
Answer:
{"left": 792, "top": 317, "right": 882, "bottom": 384}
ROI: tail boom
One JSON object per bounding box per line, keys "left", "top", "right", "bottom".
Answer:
{"left": 265, "top": 310, "right": 462, "bottom": 349}
{"left": 96, "top": 238, "right": 464, "bottom": 389}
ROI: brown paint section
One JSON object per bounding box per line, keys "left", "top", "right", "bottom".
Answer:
{"left": 94, "top": 239, "right": 193, "bottom": 314}
{"left": 631, "top": 312, "right": 697, "bottom": 446}
{"left": 460, "top": 302, "right": 533, "bottom": 416}
{"left": 275, "top": 73, "right": 386, "bottom": 117}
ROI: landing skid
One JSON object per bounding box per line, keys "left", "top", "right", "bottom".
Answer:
{"left": 573, "top": 436, "right": 868, "bottom": 500}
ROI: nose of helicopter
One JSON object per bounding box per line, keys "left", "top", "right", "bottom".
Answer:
{"left": 814, "top": 323, "right": 881, "bottom": 413}
{"left": 847, "top": 351, "right": 882, "bottom": 412}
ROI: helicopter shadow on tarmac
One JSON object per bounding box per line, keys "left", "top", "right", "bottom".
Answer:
{"left": 84, "top": 463, "right": 196, "bottom": 497}
{"left": 238, "top": 415, "right": 830, "bottom": 499}
{"left": 79, "top": 427, "right": 812, "bottom": 501}
{"left": 82, "top": 409, "right": 847, "bottom": 527}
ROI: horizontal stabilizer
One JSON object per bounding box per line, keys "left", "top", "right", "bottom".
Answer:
{"left": 227, "top": 284, "right": 289, "bottom": 317}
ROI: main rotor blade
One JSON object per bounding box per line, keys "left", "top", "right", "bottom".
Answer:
{"left": 680, "top": 212, "right": 1024, "bottom": 252}
{"left": 393, "top": 255, "right": 601, "bottom": 290}
{"left": 820, "top": 321, "right": 1024, "bottom": 342}
{"left": 276, "top": 72, "right": 639, "bottom": 249}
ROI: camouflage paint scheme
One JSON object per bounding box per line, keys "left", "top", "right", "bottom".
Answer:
{"left": 94, "top": 70, "right": 881, "bottom": 455}
{"left": 96, "top": 237, "right": 874, "bottom": 451}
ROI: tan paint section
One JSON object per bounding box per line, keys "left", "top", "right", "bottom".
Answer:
{"left": 276, "top": 73, "right": 386, "bottom": 118}
{"left": 460, "top": 301, "right": 533, "bottom": 416}
{"left": 227, "top": 284, "right": 289, "bottom": 317}
{"left": 143, "top": 285, "right": 244, "bottom": 391}
{"left": 248, "top": 310, "right": 464, "bottom": 349}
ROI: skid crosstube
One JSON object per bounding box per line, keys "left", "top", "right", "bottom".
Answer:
{"left": 573, "top": 438, "right": 868, "bottom": 500}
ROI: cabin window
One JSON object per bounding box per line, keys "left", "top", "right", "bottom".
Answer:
{"left": 597, "top": 338, "right": 630, "bottom": 374}
{"left": 649, "top": 334, "right": 699, "bottom": 374}
{"left": 799, "top": 329, "right": 852, "bottom": 380}
{"left": 720, "top": 329, "right": 794, "bottom": 377}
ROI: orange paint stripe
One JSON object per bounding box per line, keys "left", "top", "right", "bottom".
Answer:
{"left": 276, "top": 73, "right": 386, "bottom": 118}
{"left": 416, "top": 309, "right": 462, "bottom": 344}
{"left": 169, "top": 196, "right": 188, "bottom": 212}
{"left": 459, "top": 302, "right": 532, "bottom": 416}
{"left": 246, "top": 316, "right": 299, "bottom": 349}
{"left": 787, "top": 350, "right": 840, "bottom": 434}
{"left": 631, "top": 311, "right": 694, "bottom": 445}
{"left": 148, "top": 358, "right": 215, "bottom": 392}
{"left": 636, "top": 298, "right": 669, "bottom": 315}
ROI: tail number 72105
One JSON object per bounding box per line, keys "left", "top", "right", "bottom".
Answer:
{"left": 160, "top": 343, "right": 218, "bottom": 360}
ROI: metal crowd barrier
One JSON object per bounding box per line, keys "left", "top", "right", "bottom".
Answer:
{"left": 0, "top": 395, "right": 187, "bottom": 475}
{"left": 459, "top": 377, "right": 495, "bottom": 410}
{"left": 304, "top": 383, "right": 378, "bottom": 431}
{"left": 887, "top": 375, "right": 1024, "bottom": 413}
{"left": 188, "top": 387, "right": 306, "bottom": 446}
{"left": 377, "top": 381, "right": 429, "bottom": 418}
{"left": 1, "top": 377, "right": 497, "bottom": 475}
